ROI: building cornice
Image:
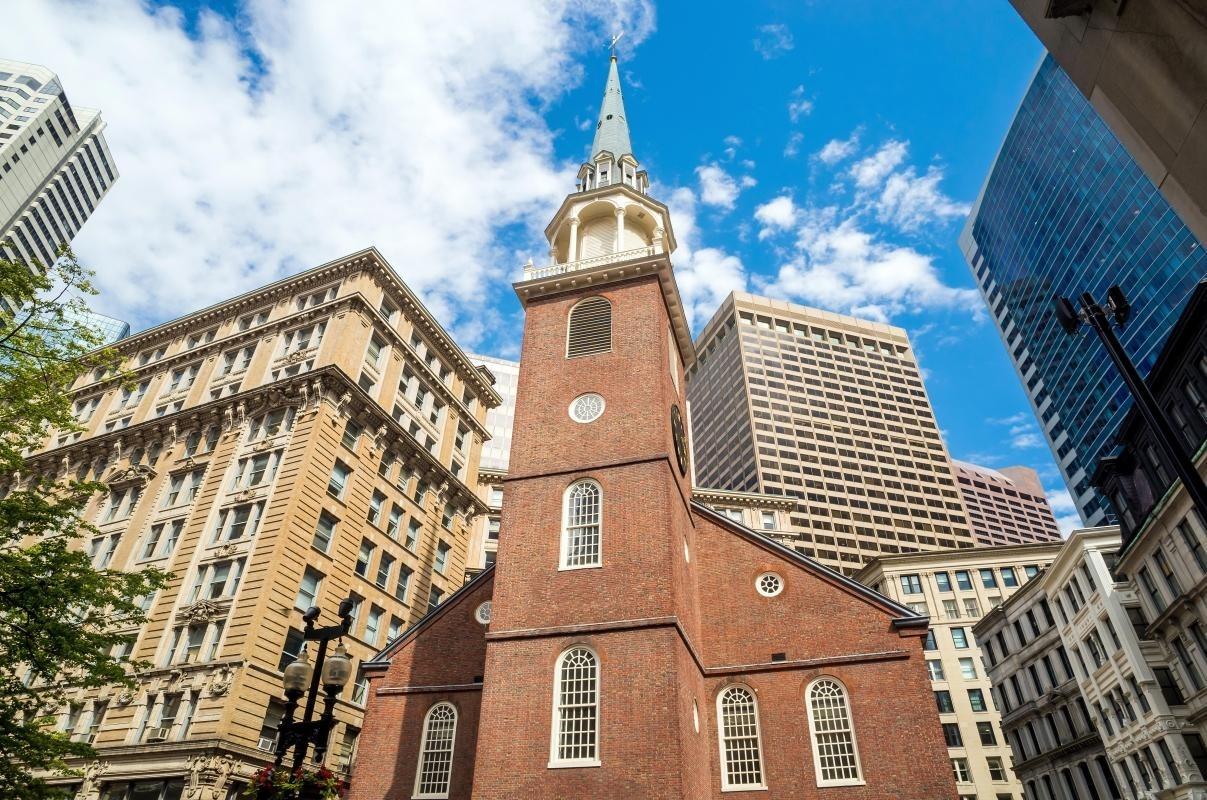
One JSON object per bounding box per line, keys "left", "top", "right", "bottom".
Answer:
{"left": 853, "top": 541, "right": 1065, "bottom": 584}
{"left": 74, "top": 291, "right": 496, "bottom": 439}
{"left": 690, "top": 486, "right": 796, "bottom": 511}
{"left": 86, "top": 249, "right": 502, "bottom": 408}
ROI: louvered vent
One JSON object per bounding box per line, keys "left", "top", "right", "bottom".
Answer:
{"left": 566, "top": 296, "right": 612, "bottom": 358}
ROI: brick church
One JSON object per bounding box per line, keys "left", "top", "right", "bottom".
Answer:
{"left": 347, "top": 56, "right": 955, "bottom": 800}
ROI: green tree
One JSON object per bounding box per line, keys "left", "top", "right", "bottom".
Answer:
{"left": 0, "top": 247, "right": 167, "bottom": 799}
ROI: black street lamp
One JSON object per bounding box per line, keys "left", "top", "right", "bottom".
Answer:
{"left": 274, "top": 598, "right": 356, "bottom": 772}
{"left": 1054, "top": 287, "right": 1207, "bottom": 524}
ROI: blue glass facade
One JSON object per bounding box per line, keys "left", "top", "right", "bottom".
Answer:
{"left": 960, "top": 56, "right": 1207, "bottom": 526}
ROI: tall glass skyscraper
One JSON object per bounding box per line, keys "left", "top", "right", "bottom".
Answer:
{"left": 960, "top": 56, "right": 1207, "bottom": 526}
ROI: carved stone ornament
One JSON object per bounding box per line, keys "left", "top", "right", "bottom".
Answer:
{"left": 208, "top": 665, "right": 236, "bottom": 697}
{"left": 223, "top": 407, "right": 234, "bottom": 430}
{"left": 180, "top": 599, "right": 225, "bottom": 623}
{"left": 215, "top": 542, "right": 241, "bottom": 559}
{"left": 185, "top": 753, "right": 237, "bottom": 800}
{"left": 108, "top": 463, "right": 156, "bottom": 488}
{"left": 283, "top": 349, "right": 311, "bottom": 365}
{"left": 114, "top": 689, "right": 133, "bottom": 706}
{"left": 234, "top": 488, "right": 258, "bottom": 502}
{"left": 80, "top": 760, "right": 111, "bottom": 800}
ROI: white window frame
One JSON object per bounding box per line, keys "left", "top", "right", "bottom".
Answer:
{"left": 716, "top": 684, "right": 766, "bottom": 791}
{"left": 559, "top": 480, "right": 602, "bottom": 570}
{"left": 413, "top": 702, "right": 458, "bottom": 799}
{"left": 805, "top": 676, "right": 864, "bottom": 787}
{"left": 548, "top": 646, "right": 601, "bottom": 768}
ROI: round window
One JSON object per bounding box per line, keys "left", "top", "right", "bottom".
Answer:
{"left": 569, "top": 393, "right": 605, "bottom": 423}
{"left": 756, "top": 572, "right": 784, "bottom": 598}
{"left": 474, "top": 601, "right": 492, "bottom": 625}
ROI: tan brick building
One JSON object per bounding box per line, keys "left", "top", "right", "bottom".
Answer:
{"left": 348, "top": 54, "right": 955, "bottom": 800}
{"left": 26, "top": 249, "right": 498, "bottom": 800}
{"left": 954, "top": 461, "right": 1062, "bottom": 546}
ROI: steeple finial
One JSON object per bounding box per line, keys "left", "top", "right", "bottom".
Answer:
{"left": 590, "top": 41, "right": 634, "bottom": 163}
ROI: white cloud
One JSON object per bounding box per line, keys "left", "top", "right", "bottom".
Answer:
{"left": 784, "top": 131, "right": 804, "bottom": 158}
{"left": 762, "top": 216, "right": 979, "bottom": 317}
{"left": 815, "top": 131, "right": 861, "bottom": 165}
{"left": 876, "top": 166, "right": 969, "bottom": 231}
{"left": 988, "top": 413, "right": 1046, "bottom": 449}
{"left": 788, "top": 85, "right": 813, "bottom": 122}
{"left": 696, "top": 163, "right": 755, "bottom": 210}
{"left": 7, "top": 0, "right": 656, "bottom": 340}
{"left": 753, "top": 23, "right": 794, "bottom": 60}
{"left": 849, "top": 139, "right": 908, "bottom": 189}
{"left": 754, "top": 195, "right": 797, "bottom": 239}
{"left": 1045, "top": 487, "right": 1079, "bottom": 536}
{"left": 665, "top": 187, "right": 748, "bottom": 326}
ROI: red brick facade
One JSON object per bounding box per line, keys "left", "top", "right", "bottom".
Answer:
{"left": 348, "top": 255, "right": 955, "bottom": 798}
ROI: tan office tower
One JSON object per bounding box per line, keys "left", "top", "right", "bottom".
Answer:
{"left": 686, "top": 292, "right": 977, "bottom": 574}
{"left": 954, "top": 461, "right": 1062, "bottom": 546}
{"left": 24, "top": 248, "right": 498, "bottom": 800}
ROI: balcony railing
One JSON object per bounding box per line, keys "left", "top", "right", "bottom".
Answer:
{"left": 522, "top": 244, "right": 660, "bottom": 281}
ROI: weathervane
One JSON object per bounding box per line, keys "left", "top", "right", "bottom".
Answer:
{"left": 609, "top": 30, "right": 624, "bottom": 57}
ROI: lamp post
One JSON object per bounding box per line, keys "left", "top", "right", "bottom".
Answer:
{"left": 1054, "top": 287, "right": 1207, "bottom": 524}
{"left": 274, "top": 598, "right": 355, "bottom": 773}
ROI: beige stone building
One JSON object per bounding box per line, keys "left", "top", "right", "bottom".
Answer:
{"left": 24, "top": 248, "right": 498, "bottom": 800}
{"left": 856, "top": 542, "right": 1064, "bottom": 800}
{"left": 464, "top": 353, "right": 518, "bottom": 572}
{"left": 954, "top": 461, "right": 1062, "bottom": 547}
{"left": 687, "top": 292, "right": 978, "bottom": 575}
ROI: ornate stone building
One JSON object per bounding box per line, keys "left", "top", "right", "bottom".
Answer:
{"left": 23, "top": 250, "right": 498, "bottom": 800}
{"left": 347, "top": 55, "right": 955, "bottom": 800}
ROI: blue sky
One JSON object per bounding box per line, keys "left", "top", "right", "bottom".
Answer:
{"left": 9, "top": 1, "right": 1075, "bottom": 527}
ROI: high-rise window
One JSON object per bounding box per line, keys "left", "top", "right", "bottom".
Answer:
{"left": 561, "top": 480, "right": 602, "bottom": 569}
{"left": 551, "top": 647, "right": 599, "bottom": 766}
{"left": 717, "top": 685, "right": 764, "bottom": 789}
{"left": 413, "top": 703, "right": 457, "bottom": 799}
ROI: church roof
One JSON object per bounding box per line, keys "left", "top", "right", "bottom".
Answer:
{"left": 690, "top": 501, "right": 927, "bottom": 628}
{"left": 590, "top": 55, "right": 633, "bottom": 162}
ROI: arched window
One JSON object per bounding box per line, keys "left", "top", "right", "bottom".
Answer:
{"left": 413, "top": 702, "right": 457, "bottom": 799}
{"left": 566, "top": 297, "right": 612, "bottom": 358}
{"left": 550, "top": 647, "right": 599, "bottom": 766}
{"left": 561, "top": 480, "right": 601, "bottom": 569}
{"left": 806, "top": 678, "right": 863, "bottom": 786}
{"left": 717, "top": 685, "right": 765, "bottom": 790}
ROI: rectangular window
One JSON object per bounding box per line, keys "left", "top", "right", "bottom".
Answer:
{"left": 1000, "top": 567, "right": 1018, "bottom": 588}
{"left": 955, "top": 570, "right": 972, "bottom": 591}
{"left": 1180, "top": 519, "right": 1207, "bottom": 574}
{"left": 395, "top": 565, "right": 412, "bottom": 603}
{"left": 163, "top": 470, "right": 203, "bottom": 507}
{"left": 942, "top": 722, "right": 962, "bottom": 747}
{"left": 355, "top": 541, "right": 375, "bottom": 577}
{"left": 385, "top": 505, "right": 403, "bottom": 539}
{"left": 313, "top": 511, "right": 337, "bottom": 552}
{"left": 963, "top": 598, "right": 980, "bottom": 618}
{"left": 328, "top": 461, "right": 351, "bottom": 499}
{"left": 979, "top": 568, "right": 998, "bottom": 589}
{"left": 405, "top": 519, "right": 421, "bottom": 551}
{"left": 958, "top": 657, "right": 977, "bottom": 680}
{"left": 951, "top": 628, "right": 969, "bottom": 649}
{"left": 428, "top": 587, "right": 443, "bottom": 610}
{"left": 935, "top": 690, "right": 954, "bottom": 713}
{"left": 212, "top": 502, "right": 263, "bottom": 542}
{"left": 296, "top": 567, "right": 323, "bottom": 610}
{"left": 923, "top": 630, "right": 937, "bottom": 651}
{"left": 951, "top": 758, "right": 970, "bottom": 783}
{"left": 926, "top": 659, "right": 945, "bottom": 681}
{"left": 341, "top": 420, "right": 362, "bottom": 451}
{"left": 435, "top": 541, "right": 450, "bottom": 574}
{"left": 934, "top": 571, "right": 952, "bottom": 592}
{"left": 900, "top": 574, "right": 923, "bottom": 594}
{"left": 365, "top": 606, "right": 383, "bottom": 647}
{"left": 1155, "top": 549, "right": 1184, "bottom": 598}
{"left": 986, "top": 756, "right": 1007, "bottom": 781}
{"left": 967, "top": 689, "right": 987, "bottom": 713}
{"left": 977, "top": 721, "right": 997, "bottom": 746}
{"left": 943, "top": 599, "right": 960, "bottom": 620}
{"left": 368, "top": 491, "right": 385, "bottom": 526}
{"left": 375, "top": 553, "right": 394, "bottom": 589}
{"left": 232, "top": 451, "right": 280, "bottom": 490}
{"left": 1139, "top": 567, "right": 1167, "bottom": 613}
{"left": 140, "top": 520, "right": 183, "bottom": 560}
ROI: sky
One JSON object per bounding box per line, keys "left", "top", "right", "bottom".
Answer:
{"left": 7, "top": 0, "right": 1080, "bottom": 531}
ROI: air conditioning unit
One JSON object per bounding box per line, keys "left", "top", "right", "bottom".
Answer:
{"left": 146, "top": 726, "right": 171, "bottom": 743}
{"left": 258, "top": 736, "right": 278, "bottom": 752}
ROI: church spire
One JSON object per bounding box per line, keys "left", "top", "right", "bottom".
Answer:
{"left": 590, "top": 54, "right": 634, "bottom": 162}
